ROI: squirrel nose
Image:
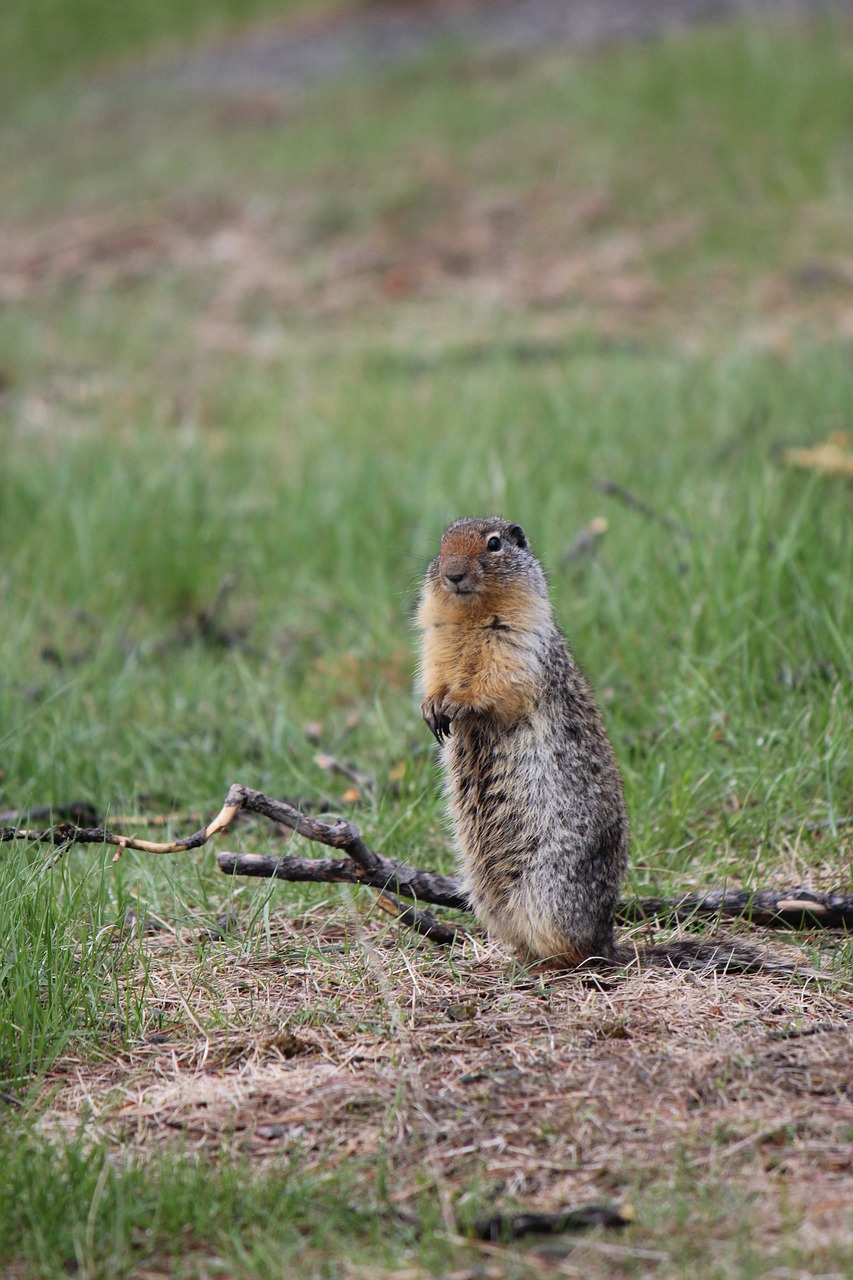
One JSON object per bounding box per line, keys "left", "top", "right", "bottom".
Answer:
{"left": 441, "top": 553, "right": 477, "bottom": 591}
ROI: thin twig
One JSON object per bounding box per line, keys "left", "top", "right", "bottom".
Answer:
{"left": 769, "top": 1013, "right": 853, "bottom": 1041}
{"left": 596, "top": 478, "right": 693, "bottom": 540}
{"left": 560, "top": 516, "right": 608, "bottom": 566}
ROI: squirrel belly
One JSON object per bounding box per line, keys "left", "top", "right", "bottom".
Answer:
{"left": 418, "top": 516, "right": 629, "bottom": 966}
{"left": 444, "top": 674, "right": 628, "bottom": 965}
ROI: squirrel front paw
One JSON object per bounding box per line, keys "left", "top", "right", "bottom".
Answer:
{"left": 421, "top": 694, "right": 470, "bottom": 744}
{"left": 421, "top": 696, "right": 452, "bottom": 743}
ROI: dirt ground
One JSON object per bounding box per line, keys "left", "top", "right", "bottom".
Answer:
{"left": 41, "top": 910, "right": 853, "bottom": 1266}
{"left": 8, "top": 2, "right": 853, "bottom": 359}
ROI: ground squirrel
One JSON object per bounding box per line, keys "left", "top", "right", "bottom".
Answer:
{"left": 417, "top": 516, "right": 776, "bottom": 971}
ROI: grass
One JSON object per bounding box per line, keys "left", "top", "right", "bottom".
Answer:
{"left": 1, "top": 6, "right": 853, "bottom": 1278}
{"left": 0, "top": 0, "right": 347, "bottom": 105}
{"left": 0, "top": 1127, "right": 434, "bottom": 1279}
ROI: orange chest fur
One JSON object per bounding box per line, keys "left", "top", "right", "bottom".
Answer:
{"left": 419, "top": 584, "right": 550, "bottom": 722}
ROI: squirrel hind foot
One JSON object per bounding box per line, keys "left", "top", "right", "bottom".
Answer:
{"left": 512, "top": 940, "right": 606, "bottom": 971}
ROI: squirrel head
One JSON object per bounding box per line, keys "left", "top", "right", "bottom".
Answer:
{"left": 420, "top": 517, "right": 549, "bottom": 624}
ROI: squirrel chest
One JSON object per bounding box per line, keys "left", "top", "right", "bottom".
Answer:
{"left": 418, "top": 579, "right": 550, "bottom": 727}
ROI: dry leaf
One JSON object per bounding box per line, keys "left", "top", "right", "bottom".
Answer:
{"left": 783, "top": 431, "right": 853, "bottom": 477}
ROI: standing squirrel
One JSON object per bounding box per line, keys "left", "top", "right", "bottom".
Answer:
{"left": 417, "top": 516, "right": 777, "bottom": 971}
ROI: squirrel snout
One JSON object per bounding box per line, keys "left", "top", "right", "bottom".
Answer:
{"left": 440, "top": 554, "right": 480, "bottom": 595}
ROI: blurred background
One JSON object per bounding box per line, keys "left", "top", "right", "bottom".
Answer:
{"left": 1, "top": 0, "right": 852, "bottom": 879}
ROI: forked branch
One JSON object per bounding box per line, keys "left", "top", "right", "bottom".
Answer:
{"left": 1, "top": 784, "right": 467, "bottom": 943}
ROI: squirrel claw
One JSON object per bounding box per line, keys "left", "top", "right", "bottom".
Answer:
{"left": 421, "top": 698, "right": 452, "bottom": 743}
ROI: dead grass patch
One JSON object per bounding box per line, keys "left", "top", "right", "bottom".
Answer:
{"left": 36, "top": 905, "right": 853, "bottom": 1261}
{"left": 5, "top": 167, "right": 853, "bottom": 360}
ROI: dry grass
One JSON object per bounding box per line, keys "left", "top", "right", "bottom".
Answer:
{"left": 36, "top": 903, "right": 853, "bottom": 1268}
{"left": 4, "top": 161, "right": 853, "bottom": 364}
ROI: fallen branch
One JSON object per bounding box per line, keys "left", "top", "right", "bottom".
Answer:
{"left": 0, "top": 801, "right": 100, "bottom": 827}
{"left": 371, "top": 891, "right": 464, "bottom": 946}
{"left": 472, "top": 1202, "right": 633, "bottom": 1242}
{"left": 3, "top": 784, "right": 852, "bottom": 941}
{"left": 1, "top": 784, "right": 467, "bottom": 911}
{"left": 619, "top": 887, "right": 853, "bottom": 931}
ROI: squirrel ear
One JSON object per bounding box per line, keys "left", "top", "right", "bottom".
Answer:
{"left": 507, "top": 523, "right": 527, "bottom": 549}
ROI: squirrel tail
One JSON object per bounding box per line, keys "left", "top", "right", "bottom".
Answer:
{"left": 525, "top": 937, "right": 817, "bottom": 979}
{"left": 607, "top": 938, "right": 806, "bottom": 977}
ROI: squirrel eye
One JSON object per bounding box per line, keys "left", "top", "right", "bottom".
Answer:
{"left": 486, "top": 535, "right": 502, "bottom": 552}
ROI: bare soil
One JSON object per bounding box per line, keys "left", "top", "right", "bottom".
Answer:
{"left": 41, "top": 910, "right": 853, "bottom": 1270}
{"left": 6, "top": 172, "right": 853, "bottom": 363}
{"left": 7, "top": 3, "right": 853, "bottom": 357}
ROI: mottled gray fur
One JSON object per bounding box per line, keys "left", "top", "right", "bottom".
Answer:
{"left": 446, "top": 630, "right": 629, "bottom": 962}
